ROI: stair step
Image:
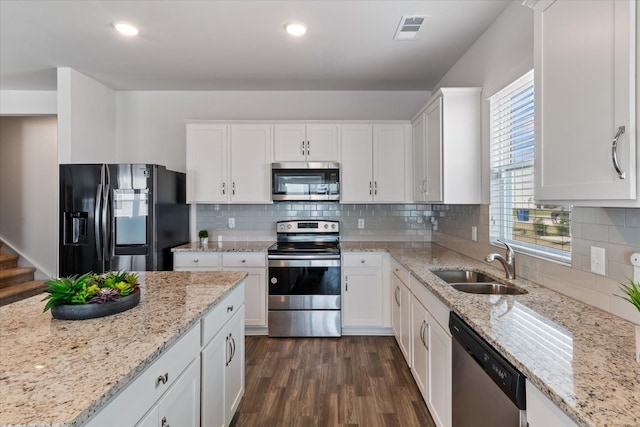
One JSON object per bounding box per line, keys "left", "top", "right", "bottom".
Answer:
{"left": 0, "top": 280, "right": 46, "bottom": 307}
{"left": 0, "top": 267, "right": 36, "bottom": 288}
{"left": 0, "top": 254, "right": 19, "bottom": 270}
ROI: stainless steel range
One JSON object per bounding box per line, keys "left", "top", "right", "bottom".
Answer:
{"left": 267, "top": 220, "right": 341, "bottom": 337}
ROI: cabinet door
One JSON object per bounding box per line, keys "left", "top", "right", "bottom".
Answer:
{"left": 343, "top": 267, "right": 383, "bottom": 327}
{"left": 391, "top": 273, "right": 402, "bottom": 345}
{"left": 411, "top": 298, "right": 429, "bottom": 401}
{"left": 186, "top": 125, "right": 228, "bottom": 203}
{"left": 428, "top": 318, "right": 451, "bottom": 427}
{"left": 373, "top": 124, "right": 407, "bottom": 202}
{"left": 412, "top": 113, "right": 427, "bottom": 202}
{"left": 526, "top": 380, "right": 579, "bottom": 427}
{"left": 306, "top": 124, "right": 339, "bottom": 161}
{"left": 225, "top": 268, "right": 266, "bottom": 328}
{"left": 225, "top": 306, "right": 245, "bottom": 427}
{"left": 274, "top": 124, "right": 306, "bottom": 161}
{"left": 399, "top": 280, "right": 412, "bottom": 367}
{"left": 230, "top": 125, "right": 272, "bottom": 203}
{"left": 340, "top": 125, "right": 374, "bottom": 202}
{"left": 534, "top": 0, "right": 636, "bottom": 202}
{"left": 201, "top": 328, "right": 226, "bottom": 427}
{"left": 157, "top": 359, "right": 201, "bottom": 427}
{"left": 425, "top": 98, "right": 443, "bottom": 202}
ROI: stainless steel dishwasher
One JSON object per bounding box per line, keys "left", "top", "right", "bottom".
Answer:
{"left": 450, "top": 312, "right": 526, "bottom": 427}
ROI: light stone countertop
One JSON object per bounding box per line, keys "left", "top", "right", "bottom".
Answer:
{"left": 172, "top": 241, "right": 272, "bottom": 252}
{"left": 345, "top": 242, "right": 639, "bottom": 427}
{"left": 0, "top": 271, "right": 247, "bottom": 427}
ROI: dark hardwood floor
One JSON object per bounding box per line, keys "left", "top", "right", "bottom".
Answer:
{"left": 231, "top": 336, "right": 436, "bottom": 427}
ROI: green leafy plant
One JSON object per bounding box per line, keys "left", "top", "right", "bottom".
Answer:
{"left": 533, "top": 218, "right": 546, "bottom": 236}
{"left": 617, "top": 278, "right": 640, "bottom": 313}
{"left": 42, "top": 271, "right": 139, "bottom": 312}
{"left": 198, "top": 229, "right": 209, "bottom": 239}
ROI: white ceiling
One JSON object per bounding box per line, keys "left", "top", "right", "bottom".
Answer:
{"left": 0, "top": 0, "right": 511, "bottom": 91}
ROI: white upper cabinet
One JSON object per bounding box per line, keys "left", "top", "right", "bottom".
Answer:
{"left": 341, "top": 124, "right": 410, "bottom": 203}
{"left": 412, "top": 88, "right": 482, "bottom": 204}
{"left": 186, "top": 123, "right": 272, "bottom": 204}
{"left": 273, "top": 124, "right": 339, "bottom": 162}
{"left": 533, "top": 0, "right": 637, "bottom": 206}
{"left": 229, "top": 124, "right": 272, "bottom": 203}
{"left": 186, "top": 124, "right": 228, "bottom": 203}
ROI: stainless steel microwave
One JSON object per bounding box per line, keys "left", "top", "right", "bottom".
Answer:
{"left": 271, "top": 162, "right": 340, "bottom": 201}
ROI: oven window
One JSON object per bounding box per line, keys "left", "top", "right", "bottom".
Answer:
{"left": 272, "top": 169, "right": 339, "bottom": 196}
{"left": 269, "top": 266, "right": 340, "bottom": 295}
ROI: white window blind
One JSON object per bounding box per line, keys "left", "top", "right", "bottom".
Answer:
{"left": 489, "top": 70, "right": 571, "bottom": 262}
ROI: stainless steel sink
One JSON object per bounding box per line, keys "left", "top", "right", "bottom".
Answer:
{"left": 431, "top": 269, "right": 528, "bottom": 295}
{"left": 431, "top": 269, "right": 496, "bottom": 284}
{"left": 450, "top": 283, "right": 527, "bottom": 295}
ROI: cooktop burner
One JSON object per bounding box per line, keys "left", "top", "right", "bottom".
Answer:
{"left": 269, "top": 220, "right": 340, "bottom": 256}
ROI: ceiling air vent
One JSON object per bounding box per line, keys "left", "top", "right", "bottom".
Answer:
{"left": 394, "top": 15, "right": 428, "bottom": 41}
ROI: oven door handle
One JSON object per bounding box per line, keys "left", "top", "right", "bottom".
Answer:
{"left": 268, "top": 258, "right": 341, "bottom": 268}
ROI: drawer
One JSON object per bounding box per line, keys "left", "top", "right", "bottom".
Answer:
{"left": 411, "top": 275, "right": 450, "bottom": 334}
{"left": 174, "top": 252, "right": 220, "bottom": 269}
{"left": 390, "top": 258, "right": 410, "bottom": 286}
{"left": 86, "top": 324, "right": 200, "bottom": 427}
{"left": 202, "top": 281, "right": 245, "bottom": 346}
{"left": 342, "top": 252, "right": 383, "bottom": 268}
{"left": 222, "top": 252, "right": 266, "bottom": 268}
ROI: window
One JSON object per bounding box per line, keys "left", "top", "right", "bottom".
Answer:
{"left": 489, "top": 70, "right": 571, "bottom": 262}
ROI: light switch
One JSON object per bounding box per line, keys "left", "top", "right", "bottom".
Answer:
{"left": 590, "top": 246, "right": 606, "bottom": 276}
{"left": 228, "top": 218, "right": 235, "bottom": 229}
{"left": 472, "top": 226, "right": 478, "bottom": 241}
{"left": 358, "top": 218, "right": 365, "bottom": 229}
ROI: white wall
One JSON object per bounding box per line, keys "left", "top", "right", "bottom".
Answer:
{"left": 115, "top": 90, "right": 429, "bottom": 172}
{"left": 0, "top": 116, "right": 58, "bottom": 278}
{"left": 0, "top": 90, "right": 57, "bottom": 115}
{"left": 57, "top": 67, "right": 116, "bottom": 164}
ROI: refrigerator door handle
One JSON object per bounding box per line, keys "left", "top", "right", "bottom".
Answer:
{"left": 94, "top": 182, "right": 103, "bottom": 261}
{"left": 102, "top": 165, "right": 111, "bottom": 264}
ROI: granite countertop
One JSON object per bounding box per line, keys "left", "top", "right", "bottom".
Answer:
{"left": 172, "top": 241, "right": 272, "bottom": 252}
{"left": 0, "top": 271, "right": 247, "bottom": 427}
{"left": 349, "top": 242, "right": 639, "bottom": 427}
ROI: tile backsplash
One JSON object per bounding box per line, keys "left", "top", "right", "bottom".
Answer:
{"left": 196, "top": 203, "right": 433, "bottom": 242}
{"left": 434, "top": 205, "right": 640, "bottom": 324}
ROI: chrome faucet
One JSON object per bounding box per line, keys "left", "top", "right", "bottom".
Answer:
{"left": 485, "top": 240, "right": 516, "bottom": 279}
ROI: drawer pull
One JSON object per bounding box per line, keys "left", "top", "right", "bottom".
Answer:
{"left": 193, "top": 258, "right": 199, "bottom": 263}
{"left": 161, "top": 416, "right": 170, "bottom": 427}
{"left": 227, "top": 305, "right": 234, "bottom": 312}
{"left": 360, "top": 259, "right": 365, "bottom": 264}
{"left": 156, "top": 373, "right": 169, "bottom": 386}
{"left": 241, "top": 259, "right": 246, "bottom": 263}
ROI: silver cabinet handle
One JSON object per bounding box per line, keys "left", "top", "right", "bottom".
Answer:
{"left": 360, "top": 259, "right": 365, "bottom": 264}
{"left": 301, "top": 141, "right": 305, "bottom": 156}
{"left": 241, "top": 259, "right": 246, "bottom": 263}
{"left": 161, "top": 416, "right": 170, "bottom": 427}
{"left": 232, "top": 182, "right": 236, "bottom": 195}
{"left": 306, "top": 141, "right": 310, "bottom": 156}
{"left": 227, "top": 305, "right": 234, "bottom": 312}
{"left": 345, "top": 275, "right": 348, "bottom": 292}
{"left": 225, "top": 335, "right": 231, "bottom": 366}
{"left": 374, "top": 181, "right": 378, "bottom": 195}
{"left": 193, "top": 258, "right": 199, "bottom": 263}
{"left": 156, "top": 372, "right": 169, "bottom": 386}
{"left": 222, "top": 182, "right": 226, "bottom": 195}
{"left": 369, "top": 181, "right": 372, "bottom": 196}
{"left": 612, "top": 126, "right": 626, "bottom": 179}
{"left": 394, "top": 286, "right": 400, "bottom": 306}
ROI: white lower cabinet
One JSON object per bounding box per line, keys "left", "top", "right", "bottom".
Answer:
{"left": 427, "top": 316, "right": 452, "bottom": 427}
{"left": 390, "top": 259, "right": 412, "bottom": 364}
{"left": 174, "top": 251, "right": 267, "bottom": 334}
{"left": 410, "top": 297, "right": 429, "bottom": 396}
{"left": 137, "top": 359, "right": 201, "bottom": 427}
{"left": 201, "top": 305, "right": 245, "bottom": 427}
{"left": 526, "top": 380, "right": 579, "bottom": 427}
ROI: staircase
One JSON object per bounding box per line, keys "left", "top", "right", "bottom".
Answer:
{"left": 0, "top": 241, "right": 45, "bottom": 307}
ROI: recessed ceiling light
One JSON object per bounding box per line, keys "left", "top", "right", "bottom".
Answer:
{"left": 113, "top": 21, "right": 140, "bottom": 37}
{"left": 285, "top": 23, "right": 307, "bottom": 37}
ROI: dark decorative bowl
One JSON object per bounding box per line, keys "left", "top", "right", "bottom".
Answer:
{"left": 50, "top": 291, "right": 141, "bottom": 320}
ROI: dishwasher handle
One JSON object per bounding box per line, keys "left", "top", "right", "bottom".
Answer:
{"left": 450, "top": 312, "right": 527, "bottom": 410}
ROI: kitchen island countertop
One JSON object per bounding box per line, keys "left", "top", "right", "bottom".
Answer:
{"left": 0, "top": 270, "right": 247, "bottom": 427}
{"left": 345, "top": 242, "right": 639, "bottom": 427}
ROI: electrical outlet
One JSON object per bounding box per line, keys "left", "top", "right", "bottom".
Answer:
{"left": 590, "top": 246, "right": 606, "bottom": 276}
{"left": 228, "top": 218, "right": 235, "bottom": 229}
{"left": 471, "top": 226, "right": 478, "bottom": 241}
{"left": 358, "top": 218, "right": 365, "bottom": 229}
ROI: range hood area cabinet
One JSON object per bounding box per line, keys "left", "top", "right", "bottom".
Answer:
{"left": 340, "top": 124, "right": 412, "bottom": 203}
{"left": 186, "top": 123, "right": 272, "bottom": 204}
{"left": 412, "top": 88, "right": 482, "bottom": 204}
{"left": 531, "top": 0, "right": 637, "bottom": 207}
{"left": 273, "top": 124, "right": 339, "bottom": 162}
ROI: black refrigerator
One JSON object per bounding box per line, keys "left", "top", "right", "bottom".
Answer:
{"left": 59, "top": 164, "right": 190, "bottom": 276}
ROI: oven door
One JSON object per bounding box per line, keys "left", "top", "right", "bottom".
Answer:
{"left": 268, "top": 258, "right": 341, "bottom": 310}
